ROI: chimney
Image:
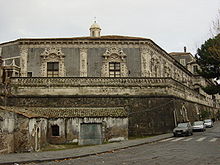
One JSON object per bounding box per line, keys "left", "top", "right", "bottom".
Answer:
{"left": 184, "top": 46, "right": 187, "bottom": 53}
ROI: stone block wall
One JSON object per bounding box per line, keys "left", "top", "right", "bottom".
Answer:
{"left": 47, "top": 119, "right": 66, "bottom": 144}
{"left": 0, "top": 133, "right": 14, "bottom": 154}
{"left": 5, "top": 95, "right": 212, "bottom": 136}
{"left": 0, "top": 110, "right": 31, "bottom": 153}
{"left": 45, "top": 117, "right": 128, "bottom": 144}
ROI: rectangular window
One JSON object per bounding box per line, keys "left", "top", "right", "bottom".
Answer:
{"left": 27, "top": 72, "right": 32, "bottom": 77}
{"left": 109, "top": 62, "right": 121, "bottom": 77}
{"left": 180, "top": 59, "right": 186, "bottom": 66}
{"left": 193, "top": 65, "right": 198, "bottom": 74}
{"left": 51, "top": 125, "right": 60, "bottom": 136}
{"left": 47, "top": 62, "right": 59, "bottom": 77}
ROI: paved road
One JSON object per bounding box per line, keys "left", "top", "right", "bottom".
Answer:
{"left": 34, "top": 122, "right": 220, "bottom": 165}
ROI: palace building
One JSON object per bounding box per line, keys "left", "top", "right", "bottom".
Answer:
{"left": 0, "top": 22, "right": 219, "bottom": 153}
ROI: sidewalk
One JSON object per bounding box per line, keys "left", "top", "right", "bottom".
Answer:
{"left": 0, "top": 133, "right": 172, "bottom": 165}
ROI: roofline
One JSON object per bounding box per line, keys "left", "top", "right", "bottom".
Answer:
{"left": 169, "top": 52, "right": 195, "bottom": 58}
{"left": 0, "top": 35, "right": 151, "bottom": 46}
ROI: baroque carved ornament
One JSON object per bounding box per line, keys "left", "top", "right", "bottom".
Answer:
{"left": 103, "top": 47, "right": 127, "bottom": 60}
{"left": 101, "top": 47, "right": 128, "bottom": 77}
{"left": 40, "top": 48, "right": 65, "bottom": 77}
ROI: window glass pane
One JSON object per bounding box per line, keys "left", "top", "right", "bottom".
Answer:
{"left": 109, "top": 62, "right": 121, "bottom": 77}
{"left": 47, "top": 62, "right": 59, "bottom": 77}
{"left": 115, "top": 63, "right": 120, "bottom": 68}
{"left": 53, "top": 62, "right": 59, "bottom": 71}
{"left": 47, "top": 62, "right": 53, "bottom": 71}
{"left": 27, "top": 72, "right": 32, "bottom": 77}
{"left": 109, "top": 66, "right": 115, "bottom": 70}
{"left": 109, "top": 63, "right": 114, "bottom": 67}
{"left": 53, "top": 71, "right": 59, "bottom": 77}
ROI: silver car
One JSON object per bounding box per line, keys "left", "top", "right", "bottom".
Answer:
{"left": 173, "top": 122, "right": 193, "bottom": 137}
{"left": 192, "top": 121, "right": 206, "bottom": 132}
{"left": 204, "top": 119, "right": 214, "bottom": 128}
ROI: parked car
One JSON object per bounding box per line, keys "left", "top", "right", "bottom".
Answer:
{"left": 173, "top": 122, "right": 193, "bottom": 137}
{"left": 204, "top": 119, "right": 214, "bottom": 128}
{"left": 192, "top": 121, "right": 206, "bottom": 132}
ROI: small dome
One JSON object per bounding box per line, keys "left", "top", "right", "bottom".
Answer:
{"left": 90, "top": 21, "right": 101, "bottom": 29}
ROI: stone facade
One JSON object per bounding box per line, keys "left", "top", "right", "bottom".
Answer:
{"left": 0, "top": 106, "right": 128, "bottom": 153}
{"left": 0, "top": 24, "right": 219, "bottom": 153}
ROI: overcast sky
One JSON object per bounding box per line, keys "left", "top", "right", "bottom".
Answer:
{"left": 0, "top": 0, "right": 219, "bottom": 54}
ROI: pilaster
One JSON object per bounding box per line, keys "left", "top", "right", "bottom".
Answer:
{"left": 19, "top": 46, "right": 28, "bottom": 77}
{"left": 79, "top": 48, "right": 88, "bottom": 77}
{"left": 140, "top": 47, "right": 151, "bottom": 77}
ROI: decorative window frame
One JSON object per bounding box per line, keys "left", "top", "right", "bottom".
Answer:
{"left": 40, "top": 48, "right": 65, "bottom": 77}
{"left": 101, "top": 47, "right": 128, "bottom": 77}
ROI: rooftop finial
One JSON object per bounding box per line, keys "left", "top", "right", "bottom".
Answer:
{"left": 94, "top": 17, "right": 97, "bottom": 23}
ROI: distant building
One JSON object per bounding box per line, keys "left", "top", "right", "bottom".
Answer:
{"left": 0, "top": 22, "right": 219, "bottom": 153}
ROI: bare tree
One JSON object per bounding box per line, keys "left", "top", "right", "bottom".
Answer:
{"left": 210, "top": 10, "right": 220, "bottom": 37}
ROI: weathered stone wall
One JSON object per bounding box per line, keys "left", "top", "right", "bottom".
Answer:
{"left": 13, "top": 115, "right": 30, "bottom": 153}
{"left": 23, "top": 47, "right": 143, "bottom": 77}
{"left": 1, "top": 44, "right": 20, "bottom": 59}
{"left": 28, "top": 118, "right": 48, "bottom": 151}
{"left": 47, "top": 118, "right": 66, "bottom": 144}
{"left": 1, "top": 44, "right": 20, "bottom": 66}
{"left": 123, "top": 48, "right": 141, "bottom": 77}
{"left": 0, "top": 109, "right": 15, "bottom": 153}
{"left": 0, "top": 110, "right": 31, "bottom": 153}
{"left": 0, "top": 133, "right": 14, "bottom": 154}
{"left": 4, "top": 95, "right": 212, "bottom": 136}
{"left": 27, "top": 48, "right": 44, "bottom": 77}
{"left": 87, "top": 48, "right": 105, "bottom": 77}
{"left": 62, "top": 48, "right": 80, "bottom": 77}
{"left": 46, "top": 117, "right": 128, "bottom": 144}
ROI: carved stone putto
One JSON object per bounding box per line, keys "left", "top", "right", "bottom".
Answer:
{"left": 40, "top": 48, "right": 65, "bottom": 77}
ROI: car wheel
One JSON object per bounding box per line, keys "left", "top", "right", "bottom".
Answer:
{"left": 191, "top": 132, "right": 193, "bottom": 135}
{"left": 186, "top": 131, "right": 190, "bottom": 136}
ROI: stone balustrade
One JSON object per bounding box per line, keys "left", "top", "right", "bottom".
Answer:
{"left": 10, "top": 77, "right": 172, "bottom": 87}
{"left": 8, "top": 77, "right": 215, "bottom": 107}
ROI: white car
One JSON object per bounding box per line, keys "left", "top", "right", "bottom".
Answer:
{"left": 192, "top": 121, "right": 206, "bottom": 132}
{"left": 204, "top": 119, "right": 214, "bottom": 128}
